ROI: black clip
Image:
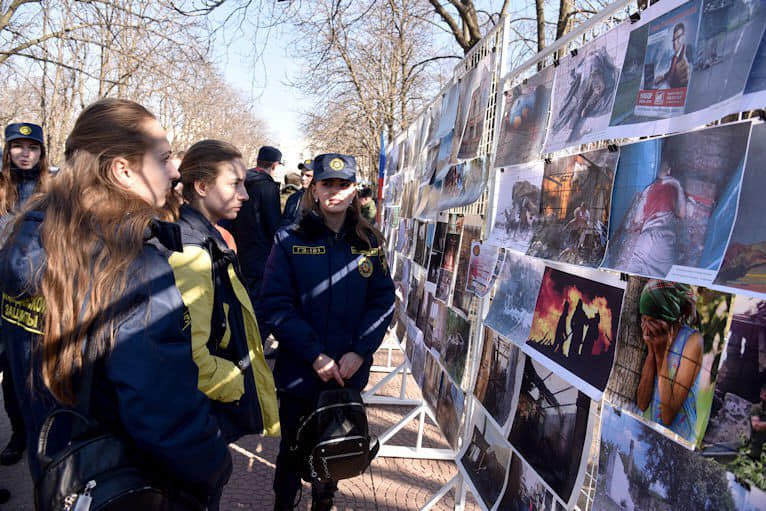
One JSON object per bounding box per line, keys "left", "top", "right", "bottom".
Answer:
{"left": 553, "top": 57, "right": 560, "bottom": 67}
{"left": 499, "top": 167, "right": 505, "bottom": 173}
{"left": 570, "top": 48, "right": 578, "bottom": 57}
{"left": 629, "top": 12, "right": 641, "bottom": 23}
{"left": 522, "top": 78, "right": 528, "bottom": 85}
{"left": 758, "top": 109, "right": 766, "bottom": 121}
{"left": 608, "top": 143, "right": 619, "bottom": 152}
{"left": 544, "top": 157, "right": 552, "bottom": 164}
{"left": 620, "top": 272, "right": 629, "bottom": 282}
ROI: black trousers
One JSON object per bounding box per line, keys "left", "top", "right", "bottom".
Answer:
{"left": 273, "top": 392, "right": 336, "bottom": 508}
{"left": 0, "top": 355, "right": 24, "bottom": 444}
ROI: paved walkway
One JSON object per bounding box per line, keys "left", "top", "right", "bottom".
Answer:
{"left": 0, "top": 346, "right": 478, "bottom": 510}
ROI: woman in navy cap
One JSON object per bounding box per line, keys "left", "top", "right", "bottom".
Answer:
{"left": 0, "top": 122, "right": 51, "bottom": 471}
{"left": 259, "top": 153, "right": 395, "bottom": 511}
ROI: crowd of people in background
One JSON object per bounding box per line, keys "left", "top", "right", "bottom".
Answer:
{"left": 0, "top": 99, "right": 393, "bottom": 511}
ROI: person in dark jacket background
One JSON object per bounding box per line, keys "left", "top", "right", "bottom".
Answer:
{"left": 281, "top": 160, "right": 313, "bottom": 226}
{"left": 0, "top": 99, "right": 231, "bottom": 507}
{"left": 258, "top": 153, "right": 395, "bottom": 511}
{"left": 230, "top": 145, "right": 283, "bottom": 305}
{"left": 0, "top": 122, "right": 51, "bottom": 469}
{"left": 169, "top": 139, "right": 279, "bottom": 442}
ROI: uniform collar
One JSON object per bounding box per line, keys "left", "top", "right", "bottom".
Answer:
{"left": 144, "top": 218, "right": 182, "bottom": 252}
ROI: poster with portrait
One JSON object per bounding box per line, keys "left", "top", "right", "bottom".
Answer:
{"left": 459, "top": 409, "right": 511, "bottom": 511}
{"left": 602, "top": 122, "right": 751, "bottom": 286}
{"left": 429, "top": 157, "right": 489, "bottom": 214}
{"left": 436, "top": 374, "right": 466, "bottom": 450}
{"left": 701, "top": 296, "right": 766, "bottom": 495}
{"left": 609, "top": 0, "right": 702, "bottom": 131}
{"left": 483, "top": 251, "right": 545, "bottom": 347}
{"left": 474, "top": 327, "right": 524, "bottom": 430}
{"left": 595, "top": 404, "right": 766, "bottom": 511}
{"left": 508, "top": 358, "right": 594, "bottom": 507}
{"left": 441, "top": 307, "right": 472, "bottom": 387}
{"left": 453, "top": 225, "right": 481, "bottom": 316}
{"left": 604, "top": 276, "right": 733, "bottom": 447}
{"left": 525, "top": 267, "right": 625, "bottom": 400}
{"left": 455, "top": 55, "right": 494, "bottom": 161}
{"left": 495, "top": 67, "right": 553, "bottom": 167}
{"left": 498, "top": 452, "right": 566, "bottom": 511}
{"left": 486, "top": 162, "right": 544, "bottom": 254}
{"left": 714, "top": 122, "right": 766, "bottom": 295}
{"left": 466, "top": 242, "right": 500, "bottom": 297}
{"left": 544, "top": 23, "right": 629, "bottom": 152}
{"left": 526, "top": 148, "right": 618, "bottom": 267}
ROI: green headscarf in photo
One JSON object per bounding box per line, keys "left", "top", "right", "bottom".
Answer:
{"left": 639, "top": 279, "right": 694, "bottom": 323}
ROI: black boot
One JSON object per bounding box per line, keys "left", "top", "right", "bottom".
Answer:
{"left": 0, "top": 434, "right": 23, "bottom": 466}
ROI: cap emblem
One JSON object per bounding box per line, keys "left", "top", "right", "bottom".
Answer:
{"left": 329, "top": 158, "right": 345, "bottom": 171}
{"left": 19, "top": 125, "right": 32, "bottom": 136}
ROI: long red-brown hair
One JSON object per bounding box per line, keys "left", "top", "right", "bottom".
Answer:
{"left": 21, "top": 98, "right": 161, "bottom": 405}
{"left": 0, "top": 136, "right": 51, "bottom": 215}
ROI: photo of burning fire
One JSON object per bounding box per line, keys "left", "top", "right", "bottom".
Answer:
{"left": 526, "top": 267, "right": 624, "bottom": 399}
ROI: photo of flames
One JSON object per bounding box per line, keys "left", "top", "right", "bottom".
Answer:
{"left": 526, "top": 267, "right": 624, "bottom": 398}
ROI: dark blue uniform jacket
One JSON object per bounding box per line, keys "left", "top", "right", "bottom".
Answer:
{"left": 0, "top": 211, "right": 232, "bottom": 495}
{"left": 257, "top": 212, "right": 395, "bottom": 398}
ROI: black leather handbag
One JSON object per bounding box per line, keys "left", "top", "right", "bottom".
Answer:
{"left": 34, "top": 339, "right": 204, "bottom": 511}
{"left": 293, "top": 388, "right": 379, "bottom": 484}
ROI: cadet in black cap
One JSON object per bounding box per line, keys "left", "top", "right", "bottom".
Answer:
{"left": 281, "top": 159, "right": 313, "bottom": 226}
{"left": 259, "top": 153, "right": 394, "bottom": 511}
{"left": 229, "top": 145, "right": 283, "bottom": 307}
{"left": 0, "top": 122, "right": 50, "bottom": 470}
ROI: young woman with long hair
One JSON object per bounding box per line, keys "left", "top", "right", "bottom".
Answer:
{"left": 0, "top": 122, "right": 50, "bottom": 469}
{"left": 258, "top": 153, "right": 395, "bottom": 511}
{"left": 0, "top": 99, "right": 231, "bottom": 506}
{"left": 169, "top": 139, "right": 279, "bottom": 442}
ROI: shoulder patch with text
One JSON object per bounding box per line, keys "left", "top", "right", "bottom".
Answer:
{"left": 2, "top": 293, "right": 45, "bottom": 335}
{"left": 293, "top": 245, "right": 326, "bottom": 255}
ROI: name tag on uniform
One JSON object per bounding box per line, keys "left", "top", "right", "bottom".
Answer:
{"left": 293, "top": 245, "right": 326, "bottom": 255}
{"left": 350, "top": 247, "right": 381, "bottom": 257}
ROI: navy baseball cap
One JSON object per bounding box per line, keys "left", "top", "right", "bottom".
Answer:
{"left": 257, "top": 145, "right": 282, "bottom": 164}
{"left": 5, "top": 123, "right": 44, "bottom": 145}
{"left": 312, "top": 153, "right": 356, "bottom": 183}
{"left": 298, "top": 159, "right": 314, "bottom": 171}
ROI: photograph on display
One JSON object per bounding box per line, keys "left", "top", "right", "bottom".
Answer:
{"left": 495, "top": 67, "right": 553, "bottom": 167}
{"left": 604, "top": 276, "right": 733, "bottom": 446}
{"left": 427, "top": 300, "right": 448, "bottom": 354}
{"left": 441, "top": 307, "right": 472, "bottom": 386}
{"left": 486, "top": 162, "right": 544, "bottom": 254}
{"left": 413, "top": 220, "right": 428, "bottom": 268}
{"left": 436, "top": 228, "right": 461, "bottom": 302}
{"left": 437, "top": 80, "right": 461, "bottom": 140}
{"left": 610, "top": 0, "right": 702, "bottom": 125}
{"left": 427, "top": 221, "right": 448, "bottom": 284}
{"left": 544, "top": 24, "right": 628, "bottom": 152}
{"left": 715, "top": 123, "right": 766, "bottom": 294}
{"left": 416, "top": 288, "right": 431, "bottom": 333}
{"left": 460, "top": 410, "right": 511, "bottom": 510}
{"left": 454, "top": 56, "right": 493, "bottom": 160}
{"left": 743, "top": 29, "right": 766, "bottom": 108}
{"left": 410, "top": 333, "right": 426, "bottom": 387}
{"left": 525, "top": 267, "right": 625, "bottom": 400}
{"left": 436, "top": 376, "right": 465, "bottom": 450}
{"left": 406, "top": 272, "right": 422, "bottom": 321}
{"left": 603, "top": 122, "right": 751, "bottom": 283}
{"left": 425, "top": 96, "right": 442, "bottom": 146}
{"left": 466, "top": 242, "right": 499, "bottom": 297}
{"left": 422, "top": 352, "right": 442, "bottom": 412}
{"left": 508, "top": 358, "right": 592, "bottom": 506}
{"left": 498, "top": 453, "right": 563, "bottom": 511}
{"left": 395, "top": 219, "right": 407, "bottom": 253}
{"left": 702, "top": 296, "right": 766, "bottom": 493}
{"left": 483, "top": 251, "right": 545, "bottom": 346}
{"left": 430, "top": 157, "right": 489, "bottom": 214}
{"left": 526, "top": 148, "right": 618, "bottom": 267}
{"left": 474, "top": 327, "right": 523, "bottom": 428}
{"left": 684, "top": 0, "right": 766, "bottom": 113}
{"left": 452, "top": 225, "right": 481, "bottom": 316}
{"left": 595, "top": 404, "right": 766, "bottom": 511}
{"left": 435, "top": 132, "right": 454, "bottom": 178}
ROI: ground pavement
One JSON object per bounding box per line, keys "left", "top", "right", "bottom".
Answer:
{"left": 0, "top": 344, "right": 479, "bottom": 510}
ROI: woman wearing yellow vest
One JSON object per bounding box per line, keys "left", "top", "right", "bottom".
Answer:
{"left": 168, "top": 139, "right": 279, "bottom": 441}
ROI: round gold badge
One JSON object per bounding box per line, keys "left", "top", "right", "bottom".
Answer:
{"left": 19, "top": 125, "right": 32, "bottom": 135}
{"left": 358, "top": 256, "right": 373, "bottom": 278}
{"left": 329, "top": 158, "right": 345, "bottom": 171}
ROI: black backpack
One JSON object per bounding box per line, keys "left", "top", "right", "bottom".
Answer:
{"left": 292, "top": 388, "right": 379, "bottom": 484}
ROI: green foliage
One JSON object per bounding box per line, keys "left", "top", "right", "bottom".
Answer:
{"left": 729, "top": 444, "right": 766, "bottom": 491}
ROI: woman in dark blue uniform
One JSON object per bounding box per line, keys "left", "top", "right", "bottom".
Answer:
{"left": 0, "top": 99, "right": 232, "bottom": 507}
{"left": 0, "top": 122, "right": 51, "bottom": 470}
{"left": 259, "top": 153, "right": 395, "bottom": 511}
